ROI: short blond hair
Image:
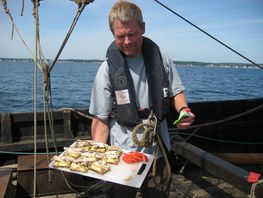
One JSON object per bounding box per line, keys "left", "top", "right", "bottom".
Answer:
{"left": 109, "top": 0, "right": 144, "bottom": 32}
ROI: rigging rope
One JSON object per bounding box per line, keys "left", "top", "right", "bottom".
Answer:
{"left": 49, "top": 0, "right": 94, "bottom": 73}
{"left": 171, "top": 132, "right": 263, "bottom": 145}
{"left": 249, "top": 180, "right": 263, "bottom": 198}
{"left": 20, "top": 0, "right": 25, "bottom": 16}
{"left": 38, "top": 1, "right": 95, "bottom": 193}
{"left": 33, "top": 0, "right": 39, "bottom": 196}
{"left": 169, "top": 103, "right": 263, "bottom": 134}
{"left": 169, "top": 103, "right": 263, "bottom": 161}
{"left": 40, "top": 1, "right": 96, "bottom": 194}
{"left": 153, "top": 0, "right": 263, "bottom": 70}
{"left": 0, "top": 0, "right": 95, "bottom": 195}
{"left": 0, "top": 0, "right": 43, "bottom": 70}
{"left": 59, "top": 108, "right": 93, "bottom": 119}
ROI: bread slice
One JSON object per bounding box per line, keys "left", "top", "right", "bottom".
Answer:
{"left": 107, "top": 146, "right": 123, "bottom": 156}
{"left": 102, "top": 151, "right": 120, "bottom": 165}
{"left": 52, "top": 155, "right": 74, "bottom": 168}
{"left": 63, "top": 151, "right": 81, "bottom": 159}
{"left": 80, "top": 152, "right": 100, "bottom": 162}
{"left": 70, "top": 162, "right": 88, "bottom": 173}
{"left": 90, "top": 142, "right": 107, "bottom": 153}
{"left": 53, "top": 160, "right": 71, "bottom": 168}
{"left": 89, "top": 160, "right": 110, "bottom": 175}
{"left": 74, "top": 139, "right": 93, "bottom": 150}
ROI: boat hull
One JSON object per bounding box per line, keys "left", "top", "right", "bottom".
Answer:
{"left": 0, "top": 98, "right": 262, "bottom": 157}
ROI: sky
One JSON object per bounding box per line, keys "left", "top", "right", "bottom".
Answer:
{"left": 0, "top": 0, "right": 263, "bottom": 63}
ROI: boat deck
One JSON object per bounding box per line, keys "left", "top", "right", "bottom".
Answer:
{"left": 170, "top": 164, "right": 250, "bottom": 198}
{"left": 14, "top": 163, "right": 258, "bottom": 198}
{"left": 36, "top": 167, "right": 250, "bottom": 198}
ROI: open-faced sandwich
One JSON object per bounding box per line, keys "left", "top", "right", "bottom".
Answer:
{"left": 107, "top": 145, "right": 123, "bottom": 156}
{"left": 102, "top": 151, "right": 121, "bottom": 165}
{"left": 89, "top": 160, "right": 110, "bottom": 175}
{"left": 89, "top": 142, "right": 108, "bottom": 153}
{"left": 80, "top": 151, "right": 103, "bottom": 162}
{"left": 52, "top": 155, "right": 74, "bottom": 168}
{"left": 70, "top": 161, "right": 89, "bottom": 173}
{"left": 74, "top": 139, "right": 93, "bottom": 151}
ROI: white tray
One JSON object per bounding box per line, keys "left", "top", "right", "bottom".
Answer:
{"left": 49, "top": 148, "right": 154, "bottom": 188}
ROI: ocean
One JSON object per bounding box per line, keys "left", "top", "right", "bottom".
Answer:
{"left": 0, "top": 61, "right": 262, "bottom": 113}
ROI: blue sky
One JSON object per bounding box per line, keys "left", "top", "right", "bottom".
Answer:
{"left": 1, "top": 0, "right": 263, "bottom": 63}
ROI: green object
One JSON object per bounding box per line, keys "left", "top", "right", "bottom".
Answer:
{"left": 173, "top": 110, "right": 190, "bottom": 125}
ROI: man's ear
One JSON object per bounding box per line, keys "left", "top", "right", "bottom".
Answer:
{"left": 141, "top": 22, "right": 145, "bottom": 34}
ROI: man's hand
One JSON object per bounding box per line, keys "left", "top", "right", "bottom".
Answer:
{"left": 175, "top": 108, "right": 195, "bottom": 129}
{"left": 172, "top": 92, "right": 195, "bottom": 129}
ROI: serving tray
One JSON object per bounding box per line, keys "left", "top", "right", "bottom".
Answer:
{"left": 49, "top": 143, "right": 154, "bottom": 188}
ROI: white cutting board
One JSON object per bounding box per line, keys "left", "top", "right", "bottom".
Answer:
{"left": 49, "top": 150, "right": 154, "bottom": 188}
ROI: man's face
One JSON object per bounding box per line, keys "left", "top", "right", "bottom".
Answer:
{"left": 112, "top": 20, "right": 145, "bottom": 57}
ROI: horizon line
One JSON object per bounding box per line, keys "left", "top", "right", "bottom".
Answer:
{"left": 0, "top": 57, "right": 262, "bottom": 65}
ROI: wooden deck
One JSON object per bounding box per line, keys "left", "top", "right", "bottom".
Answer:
{"left": 0, "top": 165, "right": 16, "bottom": 198}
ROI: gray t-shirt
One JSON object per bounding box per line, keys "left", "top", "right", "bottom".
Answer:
{"left": 89, "top": 47, "right": 185, "bottom": 154}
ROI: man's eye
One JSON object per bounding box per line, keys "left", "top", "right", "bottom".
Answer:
{"left": 116, "top": 35, "right": 124, "bottom": 39}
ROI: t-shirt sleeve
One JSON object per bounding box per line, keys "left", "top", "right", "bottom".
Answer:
{"left": 89, "top": 61, "right": 113, "bottom": 120}
{"left": 159, "top": 47, "right": 185, "bottom": 97}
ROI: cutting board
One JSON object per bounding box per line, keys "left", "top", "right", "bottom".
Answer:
{"left": 49, "top": 149, "right": 154, "bottom": 188}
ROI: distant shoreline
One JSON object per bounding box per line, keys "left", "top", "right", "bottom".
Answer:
{"left": 0, "top": 57, "right": 261, "bottom": 68}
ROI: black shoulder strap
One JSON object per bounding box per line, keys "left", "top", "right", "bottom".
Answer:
{"left": 106, "top": 42, "right": 141, "bottom": 126}
{"left": 142, "top": 37, "right": 170, "bottom": 122}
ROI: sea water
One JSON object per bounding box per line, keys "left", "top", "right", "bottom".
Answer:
{"left": 0, "top": 61, "right": 262, "bottom": 112}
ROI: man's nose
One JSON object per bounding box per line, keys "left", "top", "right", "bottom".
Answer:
{"left": 124, "top": 36, "right": 131, "bottom": 45}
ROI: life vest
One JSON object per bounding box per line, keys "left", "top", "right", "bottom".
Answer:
{"left": 106, "top": 37, "right": 170, "bottom": 126}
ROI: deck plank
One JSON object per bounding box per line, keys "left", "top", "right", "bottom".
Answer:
{"left": 0, "top": 169, "right": 13, "bottom": 198}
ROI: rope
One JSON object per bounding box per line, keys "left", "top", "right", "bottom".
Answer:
{"left": 42, "top": 64, "right": 53, "bottom": 184}
{"left": 0, "top": 0, "right": 44, "bottom": 70}
{"left": 59, "top": 107, "right": 93, "bottom": 120}
{"left": 151, "top": 146, "right": 159, "bottom": 177}
{"left": 169, "top": 103, "right": 263, "bottom": 150}
{"left": 155, "top": 133, "right": 172, "bottom": 191}
{"left": 153, "top": 0, "right": 263, "bottom": 70}
{"left": 33, "top": 0, "right": 39, "bottom": 196}
{"left": 33, "top": 2, "right": 95, "bottom": 193}
{"left": 41, "top": 68, "right": 80, "bottom": 193}
{"left": 20, "top": 0, "right": 25, "bottom": 16}
{"left": 49, "top": 2, "right": 88, "bottom": 73}
{"left": 1, "top": 0, "right": 43, "bottom": 70}
{"left": 32, "top": 1, "right": 51, "bottom": 196}
{"left": 42, "top": 77, "right": 94, "bottom": 194}
{"left": 171, "top": 132, "right": 263, "bottom": 145}
{"left": 35, "top": 6, "right": 92, "bottom": 190}
{"left": 0, "top": 151, "right": 62, "bottom": 155}
{"left": 74, "top": 0, "right": 94, "bottom": 7}
{"left": 132, "top": 122, "right": 155, "bottom": 147}
{"left": 2, "top": 0, "right": 100, "bottom": 195}
{"left": 132, "top": 114, "right": 171, "bottom": 192}
{"left": 249, "top": 180, "right": 263, "bottom": 198}
{"left": 169, "top": 103, "right": 263, "bottom": 133}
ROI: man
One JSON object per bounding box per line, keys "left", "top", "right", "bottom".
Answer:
{"left": 89, "top": 1, "right": 195, "bottom": 197}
